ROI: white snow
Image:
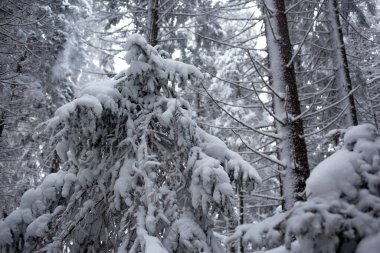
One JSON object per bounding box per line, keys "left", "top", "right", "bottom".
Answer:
{"left": 77, "top": 200, "right": 95, "bottom": 219}
{"left": 228, "top": 124, "right": 380, "bottom": 252}
{"left": 162, "top": 59, "right": 204, "bottom": 81}
{"left": 77, "top": 168, "right": 95, "bottom": 188}
{"left": 48, "top": 94, "right": 103, "bottom": 129}
{"left": 356, "top": 232, "right": 380, "bottom": 253}
{"left": 226, "top": 212, "right": 287, "bottom": 248}
{"left": 114, "top": 159, "right": 135, "bottom": 209}
{"left": 306, "top": 123, "right": 379, "bottom": 199}
{"left": 189, "top": 147, "right": 234, "bottom": 212}
{"left": 56, "top": 139, "right": 69, "bottom": 161}
{"left": 62, "top": 172, "right": 77, "bottom": 198}
{"left": 0, "top": 33, "right": 262, "bottom": 252}
{"left": 0, "top": 222, "right": 11, "bottom": 245}
{"left": 79, "top": 80, "right": 122, "bottom": 112}
{"left": 256, "top": 242, "right": 301, "bottom": 253}
{"left": 144, "top": 235, "right": 168, "bottom": 253}
{"left": 160, "top": 98, "right": 177, "bottom": 126}
{"left": 164, "top": 213, "right": 211, "bottom": 253}
{"left": 25, "top": 214, "right": 52, "bottom": 239}
{"left": 306, "top": 149, "right": 363, "bottom": 199}
{"left": 198, "top": 128, "right": 262, "bottom": 183}
{"left": 344, "top": 123, "right": 377, "bottom": 150}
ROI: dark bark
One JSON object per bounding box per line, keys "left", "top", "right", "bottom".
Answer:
{"left": 0, "top": 112, "right": 4, "bottom": 138}
{"left": 265, "top": 0, "right": 310, "bottom": 209}
{"left": 51, "top": 150, "right": 60, "bottom": 173}
{"left": 277, "top": 0, "right": 310, "bottom": 205}
{"left": 238, "top": 185, "right": 245, "bottom": 253}
{"left": 148, "top": 0, "right": 159, "bottom": 46}
{"left": 331, "top": 0, "right": 358, "bottom": 126}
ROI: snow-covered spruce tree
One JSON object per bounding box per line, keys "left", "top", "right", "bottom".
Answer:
{"left": 0, "top": 34, "right": 261, "bottom": 252}
{"left": 227, "top": 123, "right": 380, "bottom": 253}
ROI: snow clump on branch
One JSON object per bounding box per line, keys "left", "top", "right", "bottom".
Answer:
{"left": 228, "top": 123, "right": 380, "bottom": 253}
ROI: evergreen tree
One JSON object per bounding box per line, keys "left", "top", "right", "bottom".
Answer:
{"left": 227, "top": 123, "right": 380, "bottom": 253}
{"left": 0, "top": 0, "right": 90, "bottom": 217}
{"left": 0, "top": 34, "right": 261, "bottom": 252}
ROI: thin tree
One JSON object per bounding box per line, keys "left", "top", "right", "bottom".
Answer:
{"left": 327, "top": 0, "right": 358, "bottom": 127}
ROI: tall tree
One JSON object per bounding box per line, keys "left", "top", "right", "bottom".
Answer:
{"left": 341, "top": 0, "right": 379, "bottom": 128}
{"left": 0, "top": 34, "right": 261, "bottom": 252}
{"left": 263, "top": 0, "right": 310, "bottom": 210}
{"left": 327, "top": 0, "right": 358, "bottom": 127}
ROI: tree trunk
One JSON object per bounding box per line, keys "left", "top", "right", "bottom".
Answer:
{"left": 0, "top": 112, "right": 4, "bottom": 138}
{"left": 147, "top": 0, "right": 159, "bottom": 46}
{"left": 238, "top": 184, "right": 245, "bottom": 253}
{"left": 264, "top": 0, "right": 310, "bottom": 210}
{"left": 327, "top": 0, "right": 358, "bottom": 126}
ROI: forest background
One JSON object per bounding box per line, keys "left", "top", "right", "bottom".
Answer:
{"left": 0, "top": 0, "right": 380, "bottom": 252}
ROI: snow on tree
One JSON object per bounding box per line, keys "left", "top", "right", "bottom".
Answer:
{"left": 326, "top": 0, "right": 358, "bottom": 127}
{"left": 0, "top": 0, "right": 91, "bottom": 217}
{"left": 227, "top": 123, "right": 380, "bottom": 253}
{"left": 263, "top": 0, "right": 310, "bottom": 210}
{"left": 0, "top": 34, "right": 261, "bottom": 252}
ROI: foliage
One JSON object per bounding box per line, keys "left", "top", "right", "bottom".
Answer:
{"left": 0, "top": 34, "right": 260, "bottom": 252}
{"left": 228, "top": 124, "right": 380, "bottom": 253}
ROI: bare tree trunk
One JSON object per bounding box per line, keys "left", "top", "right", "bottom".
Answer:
{"left": 365, "top": 83, "right": 379, "bottom": 129}
{"left": 264, "top": 0, "right": 310, "bottom": 210}
{"left": 147, "top": 0, "right": 159, "bottom": 46}
{"left": 327, "top": 0, "right": 358, "bottom": 126}
{"left": 237, "top": 184, "right": 245, "bottom": 253}
{"left": 0, "top": 112, "right": 4, "bottom": 138}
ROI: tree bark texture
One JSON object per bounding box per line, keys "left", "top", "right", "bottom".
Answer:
{"left": 264, "top": 0, "right": 310, "bottom": 210}
{"left": 0, "top": 112, "right": 4, "bottom": 138}
{"left": 327, "top": 0, "right": 358, "bottom": 126}
{"left": 238, "top": 185, "right": 245, "bottom": 253}
{"left": 147, "top": 0, "right": 159, "bottom": 46}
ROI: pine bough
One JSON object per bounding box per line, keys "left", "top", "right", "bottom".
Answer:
{"left": 0, "top": 34, "right": 261, "bottom": 253}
